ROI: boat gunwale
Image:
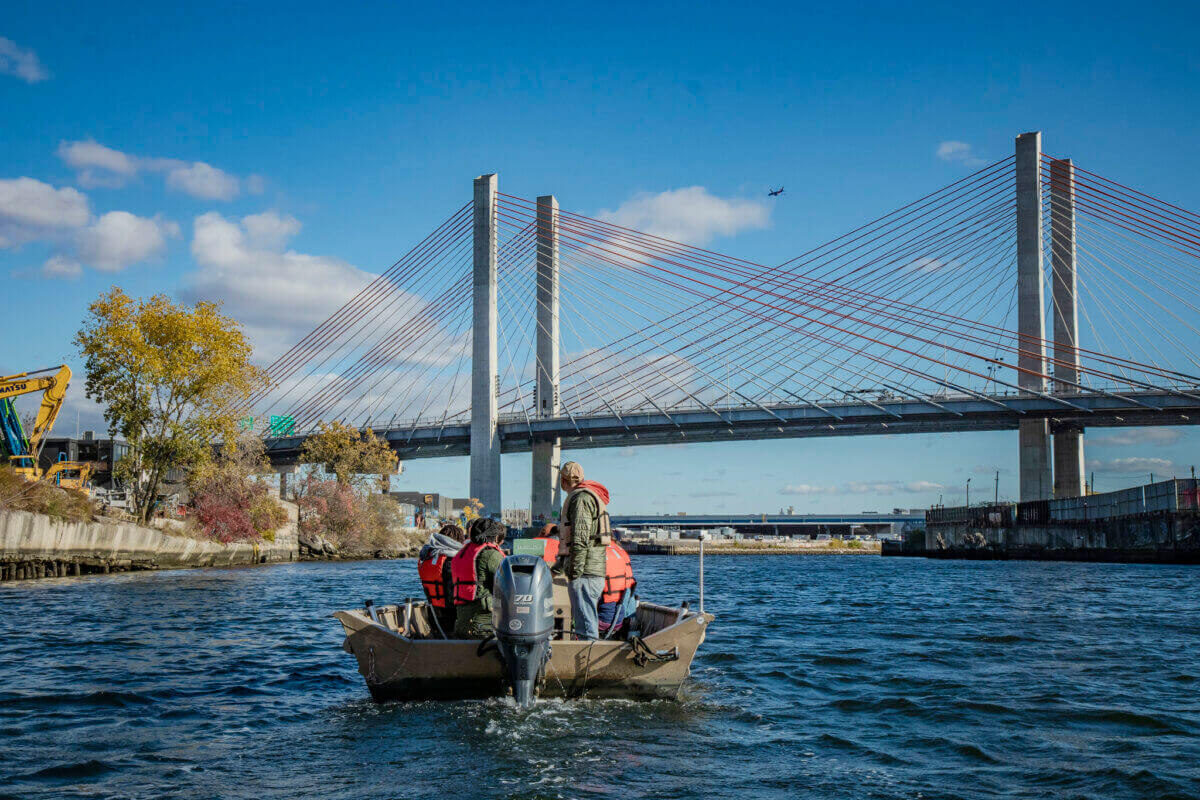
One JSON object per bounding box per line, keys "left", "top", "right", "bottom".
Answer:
{"left": 333, "top": 601, "right": 711, "bottom": 650}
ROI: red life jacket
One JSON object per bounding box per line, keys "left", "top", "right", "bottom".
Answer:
{"left": 450, "top": 541, "right": 503, "bottom": 605}
{"left": 533, "top": 537, "right": 560, "bottom": 564}
{"left": 417, "top": 553, "right": 450, "bottom": 609}
{"left": 602, "top": 541, "right": 635, "bottom": 604}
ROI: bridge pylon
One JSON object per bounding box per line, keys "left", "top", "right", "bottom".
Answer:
{"left": 1016, "top": 132, "right": 1053, "bottom": 502}
{"left": 470, "top": 173, "right": 501, "bottom": 515}
{"left": 531, "top": 194, "right": 562, "bottom": 524}
{"left": 1050, "top": 157, "right": 1085, "bottom": 497}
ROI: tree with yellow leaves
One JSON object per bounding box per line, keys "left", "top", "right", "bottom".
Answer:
{"left": 75, "top": 288, "right": 266, "bottom": 523}
{"left": 300, "top": 420, "right": 398, "bottom": 487}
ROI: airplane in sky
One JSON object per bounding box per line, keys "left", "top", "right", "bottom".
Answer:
{"left": 768, "top": 186, "right": 784, "bottom": 197}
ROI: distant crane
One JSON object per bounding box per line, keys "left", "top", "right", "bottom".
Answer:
{"left": 768, "top": 186, "right": 785, "bottom": 197}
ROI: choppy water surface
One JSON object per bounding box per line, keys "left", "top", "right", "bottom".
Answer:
{"left": 2, "top": 556, "right": 1199, "bottom": 799}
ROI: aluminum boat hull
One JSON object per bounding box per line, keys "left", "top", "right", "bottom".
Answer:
{"left": 334, "top": 600, "right": 712, "bottom": 702}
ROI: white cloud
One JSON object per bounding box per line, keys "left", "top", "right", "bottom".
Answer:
{"left": 0, "top": 177, "right": 90, "bottom": 248}
{"left": 40, "top": 255, "right": 81, "bottom": 278}
{"left": 77, "top": 211, "right": 178, "bottom": 272}
{"left": 56, "top": 140, "right": 138, "bottom": 188}
{"left": 242, "top": 211, "right": 301, "bottom": 250}
{"left": 164, "top": 162, "right": 240, "bottom": 201}
{"left": 182, "top": 211, "right": 379, "bottom": 360}
{"left": 843, "top": 481, "right": 903, "bottom": 495}
{"left": 905, "top": 480, "right": 945, "bottom": 492}
{"left": 0, "top": 36, "right": 48, "bottom": 83}
{"left": 1087, "top": 457, "right": 1175, "bottom": 475}
{"left": 0, "top": 177, "right": 180, "bottom": 277}
{"left": 781, "top": 484, "right": 834, "bottom": 495}
{"left": 598, "top": 186, "right": 770, "bottom": 245}
{"left": 57, "top": 139, "right": 248, "bottom": 201}
{"left": 1090, "top": 428, "right": 1182, "bottom": 448}
{"left": 936, "top": 140, "right": 985, "bottom": 167}
{"left": 0, "top": 177, "right": 90, "bottom": 231}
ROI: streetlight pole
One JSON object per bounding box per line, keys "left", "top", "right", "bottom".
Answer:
{"left": 966, "top": 477, "right": 971, "bottom": 508}
{"left": 994, "top": 470, "right": 1000, "bottom": 504}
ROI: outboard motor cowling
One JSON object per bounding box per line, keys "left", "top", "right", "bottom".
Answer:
{"left": 492, "top": 554, "right": 554, "bottom": 707}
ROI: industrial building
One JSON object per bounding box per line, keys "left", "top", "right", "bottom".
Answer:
{"left": 892, "top": 478, "right": 1200, "bottom": 562}
{"left": 38, "top": 433, "right": 128, "bottom": 490}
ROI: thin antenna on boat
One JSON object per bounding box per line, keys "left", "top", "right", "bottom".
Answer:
{"left": 698, "top": 534, "right": 705, "bottom": 615}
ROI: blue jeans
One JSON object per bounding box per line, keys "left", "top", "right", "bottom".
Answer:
{"left": 567, "top": 576, "right": 604, "bottom": 639}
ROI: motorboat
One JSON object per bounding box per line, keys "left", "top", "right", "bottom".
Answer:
{"left": 334, "top": 556, "right": 712, "bottom": 705}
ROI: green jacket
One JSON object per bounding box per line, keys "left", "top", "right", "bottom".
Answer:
{"left": 453, "top": 546, "right": 505, "bottom": 639}
{"left": 565, "top": 491, "right": 606, "bottom": 580}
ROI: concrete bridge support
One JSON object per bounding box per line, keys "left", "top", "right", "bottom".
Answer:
{"left": 1050, "top": 158, "right": 1085, "bottom": 497}
{"left": 531, "top": 195, "right": 562, "bottom": 524}
{"left": 470, "top": 174, "right": 502, "bottom": 515}
{"left": 1016, "top": 132, "right": 1053, "bottom": 502}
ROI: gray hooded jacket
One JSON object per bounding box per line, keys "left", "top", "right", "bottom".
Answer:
{"left": 418, "top": 532, "right": 463, "bottom": 563}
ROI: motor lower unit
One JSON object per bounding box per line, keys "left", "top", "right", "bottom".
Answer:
{"left": 492, "top": 554, "right": 554, "bottom": 707}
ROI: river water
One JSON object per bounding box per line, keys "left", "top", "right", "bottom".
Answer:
{"left": 1, "top": 556, "right": 1198, "bottom": 799}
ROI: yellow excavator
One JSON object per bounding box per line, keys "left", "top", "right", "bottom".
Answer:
{"left": 0, "top": 364, "right": 92, "bottom": 490}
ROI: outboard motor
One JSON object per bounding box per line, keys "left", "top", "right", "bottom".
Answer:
{"left": 492, "top": 554, "right": 555, "bottom": 707}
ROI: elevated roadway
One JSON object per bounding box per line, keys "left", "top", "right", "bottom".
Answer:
{"left": 264, "top": 390, "right": 1200, "bottom": 465}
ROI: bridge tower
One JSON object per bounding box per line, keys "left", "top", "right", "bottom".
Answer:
{"left": 471, "top": 174, "right": 502, "bottom": 515}
{"left": 531, "top": 195, "right": 563, "bottom": 524}
{"left": 1015, "top": 132, "right": 1053, "bottom": 501}
{"left": 1050, "top": 158, "right": 1085, "bottom": 497}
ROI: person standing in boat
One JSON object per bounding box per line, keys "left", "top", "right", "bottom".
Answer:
{"left": 597, "top": 538, "right": 636, "bottom": 639}
{"left": 558, "top": 461, "right": 611, "bottom": 640}
{"left": 417, "top": 523, "right": 465, "bottom": 635}
{"left": 450, "top": 518, "right": 507, "bottom": 638}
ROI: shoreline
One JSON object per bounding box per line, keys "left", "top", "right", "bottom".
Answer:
{"left": 1, "top": 507, "right": 884, "bottom": 586}
{"left": 625, "top": 542, "right": 882, "bottom": 556}
{"left": 0, "top": 507, "right": 299, "bottom": 583}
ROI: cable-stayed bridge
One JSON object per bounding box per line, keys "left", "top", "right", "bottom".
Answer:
{"left": 251, "top": 132, "right": 1200, "bottom": 518}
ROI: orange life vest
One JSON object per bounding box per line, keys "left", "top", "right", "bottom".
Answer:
{"left": 601, "top": 541, "right": 635, "bottom": 604}
{"left": 533, "top": 536, "right": 560, "bottom": 564}
{"left": 450, "top": 542, "right": 503, "bottom": 605}
{"left": 417, "top": 553, "right": 450, "bottom": 609}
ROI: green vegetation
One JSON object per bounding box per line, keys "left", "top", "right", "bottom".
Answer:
{"left": 75, "top": 288, "right": 266, "bottom": 523}
{"left": 188, "top": 433, "right": 288, "bottom": 543}
{"left": 295, "top": 473, "right": 423, "bottom": 554}
{"left": 300, "top": 421, "right": 397, "bottom": 487}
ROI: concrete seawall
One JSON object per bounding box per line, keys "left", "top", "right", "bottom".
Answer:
{"left": 908, "top": 511, "right": 1200, "bottom": 563}
{"left": 0, "top": 504, "right": 299, "bottom": 580}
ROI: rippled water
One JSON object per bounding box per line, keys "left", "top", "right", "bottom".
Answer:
{"left": 2, "top": 556, "right": 1199, "bottom": 799}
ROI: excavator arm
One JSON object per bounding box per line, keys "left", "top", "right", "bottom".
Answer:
{"left": 0, "top": 364, "right": 71, "bottom": 469}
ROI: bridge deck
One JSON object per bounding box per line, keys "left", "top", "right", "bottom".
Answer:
{"left": 264, "top": 390, "right": 1200, "bottom": 464}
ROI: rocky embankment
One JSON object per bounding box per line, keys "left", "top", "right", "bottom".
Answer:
{"left": 298, "top": 529, "right": 424, "bottom": 561}
{"left": 0, "top": 504, "right": 299, "bottom": 582}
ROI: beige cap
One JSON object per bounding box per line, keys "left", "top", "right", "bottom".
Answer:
{"left": 560, "top": 461, "right": 584, "bottom": 482}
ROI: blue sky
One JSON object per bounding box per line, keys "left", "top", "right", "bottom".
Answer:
{"left": 3, "top": 1, "right": 1199, "bottom": 513}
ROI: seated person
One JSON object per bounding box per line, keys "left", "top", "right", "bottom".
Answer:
{"left": 450, "top": 518, "right": 507, "bottom": 639}
{"left": 532, "top": 522, "right": 561, "bottom": 567}
{"left": 597, "top": 539, "right": 636, "bottom": 639}
{"left": 417, "top": 523, "right": 465, "bottom": 635}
